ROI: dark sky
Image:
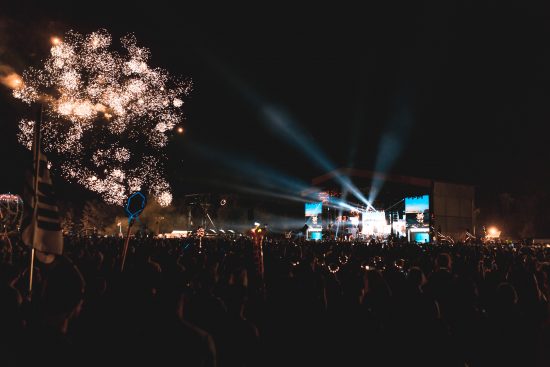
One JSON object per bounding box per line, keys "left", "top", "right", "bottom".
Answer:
{"left": 2, "top": 1, "right": 550, "bottom": 208}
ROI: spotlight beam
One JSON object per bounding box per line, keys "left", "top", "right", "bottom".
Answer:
{"left": 186, "top": 140, "right": 312, "bottom": 194}
{"left": 207, "top": 60, "right": 376, "bottom": 211}
{"left": 262, "top": 105, "right": 375, "bottom": 210}
{"left": 368, "top": 93, "right": 413, "bottom": 203}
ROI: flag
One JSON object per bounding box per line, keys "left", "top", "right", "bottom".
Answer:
{"left": 21, "top": 147, "right": 63, "bottom": 255}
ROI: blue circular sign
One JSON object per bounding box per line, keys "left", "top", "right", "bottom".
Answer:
{"left": 124, "top": 191, "right": 147, "bottom": 223}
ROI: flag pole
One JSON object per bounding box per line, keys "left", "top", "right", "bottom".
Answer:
{"left": 28, "top": 104, "right": 43, "bottom": 297}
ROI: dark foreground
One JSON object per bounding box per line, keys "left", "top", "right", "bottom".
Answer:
{"left": 1, "top": 236, "right": 549, "bottom": 367}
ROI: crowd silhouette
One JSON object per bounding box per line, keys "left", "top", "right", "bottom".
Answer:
{"left": 0, "top": 235, "right": 549, "bottom": 366}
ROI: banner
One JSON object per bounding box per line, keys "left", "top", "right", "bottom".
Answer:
{"left": 21, "top": 147, "right": 63, "bottom": 255}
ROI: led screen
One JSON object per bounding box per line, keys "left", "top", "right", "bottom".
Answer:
{"left": 310, "top": 231, "right": 322, "bottom": 240}
{"left": 305, "top": 202, "right": 322, "bottom": 238}
{"left": 412, "top": 232, "right": 430, "bottom": 243}
{"left": 305, "top": 202, "right": 322, "bottom": 217}
{"left": 405, "top": 195, "right": 429, "bottom": 213}
{"left": 405, "top": 195, "right": 430, "bottom": 228}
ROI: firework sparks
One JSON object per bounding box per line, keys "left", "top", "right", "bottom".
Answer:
{"left": 14, "top": 30, "right": 191, "bottom": 206}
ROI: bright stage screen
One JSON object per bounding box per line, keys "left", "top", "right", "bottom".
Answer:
{"left": 405, "top": 195, "right": 429, "bottom": 213}
{"left": 310, "top": 231, "right": 322, "bottom": 240}
{"left": 409, "top": 227, "right": 430, "bottom": 243}
{"left": 305, "top": 202, "right": 322, "bottom": 217}
{"left": 412, "top": 231, "right": 430, "bottom": 243}
{"left": 306, "top": 225, "right": 322, "bottom": 240}
{"left": 405, "top": 195, "right": 430, "bottom": 228}
{"left": 305, "top": 202, "right": 322, "bottom": 240}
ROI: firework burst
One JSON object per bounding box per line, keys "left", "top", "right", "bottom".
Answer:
{"left": 14, "top": 30, "right": 191, "bottom": 206}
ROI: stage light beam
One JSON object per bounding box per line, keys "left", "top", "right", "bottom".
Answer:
{"left": 262, "top": 105, "right": 375, "bottom": 210}
{"left": 207, "top": 60, "right": 376, "bottom": 211}
{"left": 368, "top": 92, "right": 413, "bottom": 203}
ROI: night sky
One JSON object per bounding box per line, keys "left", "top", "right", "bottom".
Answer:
{"left": 2, "top": 2, "right": 550, "bottom": 228}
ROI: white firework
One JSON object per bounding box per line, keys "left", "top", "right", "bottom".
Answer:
{"left": 14, "top": 29, "right": 191, "bottom": 206}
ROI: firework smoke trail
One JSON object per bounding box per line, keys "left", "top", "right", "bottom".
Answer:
{"left": 0, "top": 64, "right": 23, "bottom": 90}
{"left": 13, "top": 30, "right": 191, "bottom": 206}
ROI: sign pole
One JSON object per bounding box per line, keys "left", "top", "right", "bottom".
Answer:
{"left": 120, "top": 219, "right": 134, "bottom": 272}
{"left": 121, "top": 191, "right": 147, "bottom": 272}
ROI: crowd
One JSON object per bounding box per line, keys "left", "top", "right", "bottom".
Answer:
{"left": 0, "top": 234, "right": 549, "bottom": 366}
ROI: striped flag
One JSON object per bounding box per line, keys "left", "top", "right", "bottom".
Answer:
{"left": 21, "top": 149, "right": 63, "bottom": 256}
